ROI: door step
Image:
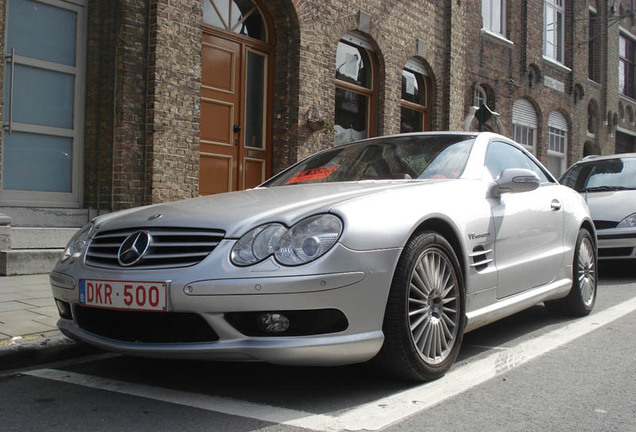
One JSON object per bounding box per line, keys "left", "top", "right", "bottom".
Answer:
{"left": 0, "top": 207, "right": 90, "bottom": 275}
{"left": 0, "top": 249, "right": 63, "bottom": 276}
{"left": 11, "top": 227, "right": 79, "bottom": 249}
{"left": 0, "top": 207, "right": 90, "bottom": 227}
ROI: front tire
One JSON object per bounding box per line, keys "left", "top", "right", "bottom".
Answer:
{"left": 546, "top": 228, "right": 597, "bottom": 316}
{"left": 373, "top": 231, "right": 465, "bottom": 382}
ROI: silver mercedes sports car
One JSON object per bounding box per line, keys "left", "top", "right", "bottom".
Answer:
{"left": 51, "top": 132, "right": 597, "bottom": 382}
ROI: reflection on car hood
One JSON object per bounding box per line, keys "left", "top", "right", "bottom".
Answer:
{"left": 584, "top": 190, "right": 636, "bottom": 223}
{"left": 93, "top": 181, "right": 433, "bottom": 237}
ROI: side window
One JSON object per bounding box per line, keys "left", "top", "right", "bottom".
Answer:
{"left": 486, "top": 141, "right": 552, "bottom": 183}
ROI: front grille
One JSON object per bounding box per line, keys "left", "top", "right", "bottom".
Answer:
{"left": 75, "top": 306, "right": 219, "bottom": 343}
{"left": 594, "top": 220, "right": 618, "bottom": 230}
{"left": 85, "top": 227, "right": 225, "bottom": 269}
{"left": 599, "top": 247, "right": 634, "bottom": 258}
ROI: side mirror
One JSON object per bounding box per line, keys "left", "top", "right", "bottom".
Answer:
{"left": 491, "top": 168, "right": 541, "bottom": 197}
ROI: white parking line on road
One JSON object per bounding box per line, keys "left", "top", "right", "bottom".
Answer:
{"left": 26, "top": 367, "right": 338, "bottom": 427}
{"left": 26, "top": 296, "right": 636, "bottom": 432}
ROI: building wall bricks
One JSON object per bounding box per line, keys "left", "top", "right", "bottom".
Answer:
{"left": 1, "top": 0, "right": 636, "bottom": 214}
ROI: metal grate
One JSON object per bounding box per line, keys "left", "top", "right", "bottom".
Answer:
{"left": 598, "top": 247, "right": 634, "bottom": 258}
{"left": 75, "top": 306, "right": 219, "bottom": 343}
{"left": 85, "top": 227, "right": 225, "bottom": 269}
{"left": 593, "top": 220, "right": 618, "bottom": 230}
{"left": 469, "top": 245, "right": 493, "bottom": 272}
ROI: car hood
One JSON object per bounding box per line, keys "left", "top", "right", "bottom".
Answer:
{"left": 93, "top": 181, "right": 433, "bottom": 237}
{"left": 584, "top": 190, "right": 636, "bottom": 223}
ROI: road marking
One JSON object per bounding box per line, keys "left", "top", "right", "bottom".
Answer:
{"left": 26, "top": 296, "right": 636, "bottom": 432}
{"left": 25, "top": 367, "right": 338, "bottom": 428}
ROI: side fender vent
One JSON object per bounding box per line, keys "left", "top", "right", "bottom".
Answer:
{"left": 469, "top": 245, "right": 493, "bottom": 272}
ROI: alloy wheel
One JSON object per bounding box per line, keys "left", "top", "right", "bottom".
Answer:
{"left": 408, "top": 247, "right": 460, "bottom": 365}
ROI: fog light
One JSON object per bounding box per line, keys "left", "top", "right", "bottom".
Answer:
{"left": 257, "top": 313, "right": 290, "bottom": 333}
{"left": 55, "top": 299, "right": 72, "bottom": 319}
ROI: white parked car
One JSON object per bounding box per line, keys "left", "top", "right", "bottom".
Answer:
{"left": 560, "top": 153, "right": 636, "bottom": 261}
{"left": 51, "top": 132, "right": 597, "bottom": 382}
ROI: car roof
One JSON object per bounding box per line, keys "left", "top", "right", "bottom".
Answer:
{"left": 575, "top": 153, "right": 636, "bottom": 164}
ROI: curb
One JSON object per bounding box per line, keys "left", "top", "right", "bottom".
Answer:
{"left": 0, "top": 331, "right": 99, "bottom": 371}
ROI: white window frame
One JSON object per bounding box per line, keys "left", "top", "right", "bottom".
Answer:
{"left": 513, "top": 124, "right": 536, "bottom": 154}
{"left": 547, "top": 111, "right": 568, "bottom": 177}
{"left": 544, "top": 0, "right": 565, "bottom": 64}
{"left": 512, "top": 99, "right": 537, "bottom": 154}
{"left": 474, "top": 85, "right": 487, "bottom": 108}
{"left": 482, "top": 0, "right": 505, "bottom": 37}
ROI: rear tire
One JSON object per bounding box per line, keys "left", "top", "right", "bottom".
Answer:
{"left": 545, "top": 228, "right": 597, "bottom": 316}
{"left": 373, "top": 231, "right": 465, "bottom": 382}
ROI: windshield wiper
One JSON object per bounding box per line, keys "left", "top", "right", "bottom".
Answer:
{"left": 584, "top": 186, "right": 634, "bottom": 192}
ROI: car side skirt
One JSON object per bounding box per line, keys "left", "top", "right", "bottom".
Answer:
{"left": 464, "top": 278, "right": 572, "bottom": 332}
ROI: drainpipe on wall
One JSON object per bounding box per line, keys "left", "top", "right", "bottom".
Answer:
{"left": 111, "top": 0, "right": 120, "bottom": 211}
{"left": 142, "top": 0, "right": 151, "bottom": 206}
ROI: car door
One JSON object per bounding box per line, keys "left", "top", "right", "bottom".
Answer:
{"left": 485, "top": 141, "right": 565, "bottom": 298}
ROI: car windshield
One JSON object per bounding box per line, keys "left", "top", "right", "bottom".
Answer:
{"left": 560, "top": 157, "right": 636, "bottom": 192}
{"left": 264, "top": 135, "right": 475, "bottom": 187}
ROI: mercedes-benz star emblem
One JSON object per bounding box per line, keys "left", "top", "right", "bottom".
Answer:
{"left": 118, "top": 231, "right": 152, "bottom": 267}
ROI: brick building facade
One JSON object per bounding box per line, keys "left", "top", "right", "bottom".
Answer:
{"left": 0, "top": 0, "right": 635, "bottom": 273}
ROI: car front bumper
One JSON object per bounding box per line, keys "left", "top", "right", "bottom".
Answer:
{"left": 50, "top": 242, "right": 401, "bottom": 366}
{"left": 596, "top": 227, "right": 636, "bottom": 260}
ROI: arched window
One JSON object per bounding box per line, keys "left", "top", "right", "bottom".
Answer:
{"left": 400, "top": 59, "right": 429, "bottom": 133}
{"left": 512, "top": 99, "right": 537, "bottom": 154}
{"left": 334, "top": 33, "right": 377, "bottom": 146}
{"left": 474, "top": 85, "right": 487, "bottom": 108}
{"left": 203, "top": 0, "right": 267, "bottom": 42}
{"left": 547, "top": 111, "right": 568, "bottom": 177}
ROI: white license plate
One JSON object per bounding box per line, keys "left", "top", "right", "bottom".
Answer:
{"left": 79, "top": 279, "right": 167, "bottom": 311}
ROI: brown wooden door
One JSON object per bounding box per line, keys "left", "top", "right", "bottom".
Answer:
{"left": 200, "top": 31, "right": 270, "bottom": 195}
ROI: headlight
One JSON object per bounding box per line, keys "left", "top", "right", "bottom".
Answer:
{"left": 60, "top": 224, "right": 94, "bottom": 263}
{"left": 230, "top": 214, "right": 343, "bottom": 266}
{"left": 275, "top": 215, "right": 342, "bottom": 265}
{"left": 230, "top": 223, "right": 287, "bottom": 266}
{"left": 617, "top": 212, "right": 636, "bottom": 228}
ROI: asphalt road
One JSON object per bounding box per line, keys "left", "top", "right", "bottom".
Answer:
{"left": 1, "top": 262, "right": 634, "bottom": 432}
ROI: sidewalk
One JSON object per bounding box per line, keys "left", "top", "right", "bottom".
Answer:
{"left": 0, "top": 273, "right": 92, "bottom": 369}
{"left": 0, "top": 274, "right": 58, "bottom": 343}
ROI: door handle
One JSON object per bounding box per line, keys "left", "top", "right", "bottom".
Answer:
{"left": 233, "top": 125, "right": 241, "bottom": 146}
{"left": 551, "top": 199, "right": 562, "bottom": 211}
